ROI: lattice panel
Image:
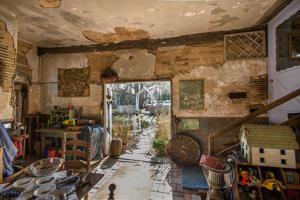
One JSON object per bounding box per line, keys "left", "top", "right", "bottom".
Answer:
{"left": 225, "top": 31, "right": 266, "bottom": 60}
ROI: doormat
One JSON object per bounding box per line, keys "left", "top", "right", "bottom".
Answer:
{"left": 182, "top": 166, "right": 208, "bottom": 190}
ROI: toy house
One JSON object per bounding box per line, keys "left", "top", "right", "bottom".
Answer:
{"left": 240, "top": 124, "right": 299, "bottom": 168}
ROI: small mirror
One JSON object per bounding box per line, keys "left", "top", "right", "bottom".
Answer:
{"left": 289, "top": 32, "right": 300, "bottom": 59}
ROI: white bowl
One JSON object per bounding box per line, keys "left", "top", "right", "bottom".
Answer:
{"left": 13, "top": 177, "right": 35, "bottom": 189}
{"left": 36, "top": 194, "right": 56, "bottom": 200}
{"left": 35, "top": 176, "right": 55, "bottom": 186}
{"left": 33, "top": 184, "right": 55, "bottom": 197}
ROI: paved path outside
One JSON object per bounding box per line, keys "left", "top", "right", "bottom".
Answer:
{"left": 89, "top": 116, "right": 172, "bottom": 200}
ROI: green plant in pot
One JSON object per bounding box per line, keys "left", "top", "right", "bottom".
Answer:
{"left": 152, "top": 139, "right": 167, "bottom": 156}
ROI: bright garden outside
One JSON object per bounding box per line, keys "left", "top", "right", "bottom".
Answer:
{"left": 108, "top": 81, "right": 171, "bottom": 157}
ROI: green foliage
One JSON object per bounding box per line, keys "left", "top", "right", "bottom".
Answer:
{"left": 152, "top": 114, "right": 171, "bottom": 157}
{"left": 160, "top": 92, "right": 170, "bottom": 101}
{"left": 141, "top": 120, "right": 150, "bottom": 129}
{"left": 152, "top": 139, "right": 167, "bottom": 156}
{"left": 112, "top": 114, "right": 132, "bottom": 145}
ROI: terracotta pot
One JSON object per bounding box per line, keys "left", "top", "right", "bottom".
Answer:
{"left": 111, "top": 138, "right": 122, "bottom": 157}
{"left": 122, "top": 144, "right": 128, "bottom": 153}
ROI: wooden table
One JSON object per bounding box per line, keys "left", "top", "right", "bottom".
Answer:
{"left": 34, "top": 128, "right": 81, "bottom": 158}
{"left": 3, "top": 168, "right": 104, "bottom": 199}
{"left": 77, "top": 173, "right": 104, "bottom": 199}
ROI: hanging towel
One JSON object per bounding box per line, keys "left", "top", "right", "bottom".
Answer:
{"left": 0, "top": 122, "right": 18, "bottom": 177}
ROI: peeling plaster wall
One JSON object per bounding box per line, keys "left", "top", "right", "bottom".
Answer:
{"left": 0, "top": 9, "right": 18, "bottom": 120}
{"left": 172, "top": 59, "right": 267, "bottom": 117}
{"left": 36, "top": 41, "right": 268, "bottom": 153}
{"left": 40, "top": 54, "right": 102, "bottom": 115}
{"left": 26, "top": 45, "right": 40, "bottom": 114}
{"left": 38, "top": 42, "right": 267, "bottom": 118}
{"left": 112, "top": 49, "right": 156, "bottom": 80}
{"left": 0, "top": 0, "right": 278, "bottom": 47}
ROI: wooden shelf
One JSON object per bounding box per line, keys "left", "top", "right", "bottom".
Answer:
{"left": 286, "top": 184, "right": 300, "bottom": 190}
{"left": 234, "top": 162, "right": 300, "bottom": 200}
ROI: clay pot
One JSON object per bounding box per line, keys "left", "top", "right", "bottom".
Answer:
{"left": 111, "top": 138, "right": 122, "bottom": 157}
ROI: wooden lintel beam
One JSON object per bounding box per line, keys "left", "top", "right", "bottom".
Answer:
{"left": 38, "top": 25, "right": 266, "bottom": 55}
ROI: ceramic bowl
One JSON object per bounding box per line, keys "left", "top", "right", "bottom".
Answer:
{"left": 30, "top": 157, "right": 63, "bottom": 177}
{"left": 0, "top": 187, "right": 24, "bottom": 199}
{"left": 56, "top": 175, "right": 80, "bottom": 195}
{"left": 12, "top": 177, "right": 35, "bottom": 189}
{"left": 36, "top": 194, "right": 56, "bottom": 200}
{"left": 36, "top": 176, "right": 55, "bottom": 186}
{"left": 33, "top": 184, "right": 55, "bottom": 197}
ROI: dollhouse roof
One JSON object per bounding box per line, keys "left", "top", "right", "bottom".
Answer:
{"left": 240, "top": 124, "right": 299, "bottom": 150}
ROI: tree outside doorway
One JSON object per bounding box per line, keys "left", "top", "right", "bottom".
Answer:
{"left": 108, "top": 81, "right": 171, "bottom": 158}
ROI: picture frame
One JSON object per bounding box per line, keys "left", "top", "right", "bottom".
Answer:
{"left": 179, "top": 80, "right": 204, "bottom": 110}
{"left": 177, "top": 118, "right": 200, "bottom": 130}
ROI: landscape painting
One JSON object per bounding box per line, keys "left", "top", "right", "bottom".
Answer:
{"left": 179, "top": 80, "right": 204, "bottom": 110}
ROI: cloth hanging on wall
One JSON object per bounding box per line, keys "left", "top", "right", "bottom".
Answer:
{"left": 58, "top": 67, "right": 90, "bottom": 97}
{"left": 0, "top": 122, "right": 18, "bottom": 177}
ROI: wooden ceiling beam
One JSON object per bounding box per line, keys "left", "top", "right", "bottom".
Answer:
{"left": 38, "top": 25, "right": 266, "bottom": 55}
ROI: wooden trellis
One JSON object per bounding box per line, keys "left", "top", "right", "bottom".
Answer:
{"left": 225, "top": 31, "right": 266, "bottom": 60}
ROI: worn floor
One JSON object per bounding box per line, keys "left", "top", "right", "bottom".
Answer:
{"left": 88, "top": 117, "right": 172, "bottom": 200}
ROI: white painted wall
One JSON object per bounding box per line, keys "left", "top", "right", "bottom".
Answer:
{"left": 251, "top": 147, "right": 296, "bottom": 168}
{"left": 240, "top": 134, "right": 250, "bottom": 163}
{"left": 39, "top": 53, "right": 103, "bottom": 115}
{"left": 268, "top": 0, "right": 300, "bottom": 123}
{"left": 26, "top": 45, "right": 41, "bottom": 114}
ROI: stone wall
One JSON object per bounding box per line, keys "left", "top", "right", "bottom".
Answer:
{"left": 0, "top": 10, "right": 18, "bottom": 120}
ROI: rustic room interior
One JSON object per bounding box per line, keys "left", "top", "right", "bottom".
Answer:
{"left": 0, "top": 0, "right": 300, "bottom": 199}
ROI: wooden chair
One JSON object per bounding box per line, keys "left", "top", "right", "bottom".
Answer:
{"left": 61, "top": 127, "right": 92, "bottom": 173}
{"left": 0, "top": 147, "right": 3, "bottom": 183}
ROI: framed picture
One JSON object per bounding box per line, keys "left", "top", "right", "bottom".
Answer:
{"left": 58, "top": 67, "right": 90, "bottom": 97}
{"left": 178, "top": 118, "right": 200, "bottom": 130}
{"left": 179, "top": 80, "right": 204, "bottom": 110}
{"left": 289, "top": 32, "right": 300, "bottom": 60}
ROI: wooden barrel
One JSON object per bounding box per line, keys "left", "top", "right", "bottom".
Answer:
{"left": 111, "top": 138, "right": 122, "bottom": 157}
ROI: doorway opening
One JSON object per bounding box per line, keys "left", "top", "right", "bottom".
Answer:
{"left": 106, "top": 81, "right": 171, "bottom": 160}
